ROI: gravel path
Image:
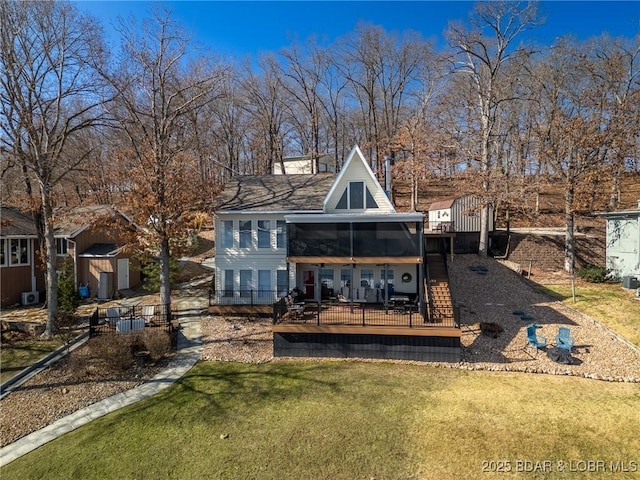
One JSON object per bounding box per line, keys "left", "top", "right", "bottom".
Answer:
{"left": 2, "top": 254, "right": 639, "bottom": 449}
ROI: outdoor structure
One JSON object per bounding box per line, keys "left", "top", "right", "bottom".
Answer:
{"left": 0, "top": 205, "right": 140, "bottom": 307}
{"left": 596, "top": 201, "right": 640, "bottom": 280}
{"left": 272, "top": 153, "right": 336, "bottom": 175}
{"left": 53, "top": 206, "right": 141, "bottom": 299}
{"left": 213, "top": 145, "right": 460, "bottom": 362}
{"left": 427, "top": 195, "right": 494, "bottom": 254}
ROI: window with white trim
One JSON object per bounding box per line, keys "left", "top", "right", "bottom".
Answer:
{"left": 257, "top": 220, "right": 271, "bottom": 248}
{"left": 258, "top": 270, "right": 271, "bottom": 298}
{"left": 221, "top": 220, "right": 234, "bottom": 248}
{"left": 0, "top": 239, "right": 6, "bottom": 266}
{"left": 10, "top": 239, "right": 29, "bottom": 266}
{"left": 56, "top": 238, "right": 68, "bottom": 256}
{"left": 335, "top": 181, "right": 379, "bottom": 210}
{"left": 239, "top": 220, "right": 252, "bottom": 248}
{"left": 239, "top": 269, "right": 252, "bottom": 297}
{"left": 276, "top": 220, "right": 286, "bottom": 249}
{"left": 276, "top": 269, "right": 288, "bottom": 296}
{"left": 223, "top": 269, "right": 234, "bottom": 297}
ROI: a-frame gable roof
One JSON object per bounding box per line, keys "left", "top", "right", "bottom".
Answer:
{"left": 323, "top": 145, "right": 395, "bottom": 214}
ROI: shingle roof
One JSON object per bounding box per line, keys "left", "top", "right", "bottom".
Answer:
{"left": 78, "top": 243, "right": 120, "bottom": 257}
{"left": 428, "top": 197, "right": 456, "bottom": 210}
{"left": 0, "top": 207, "right": 38, "bottom": 237}
{"left": 214, "top": 174, "right": 336, "bottom": 212}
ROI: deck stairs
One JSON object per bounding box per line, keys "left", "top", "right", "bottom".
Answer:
{"left": 425, "top": 254, "right": 455, "bottom": 323}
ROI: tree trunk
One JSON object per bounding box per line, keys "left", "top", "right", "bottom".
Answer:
{"left": 42, "top": 190, "right": 58, "bottom": 337}
{"left": 159, "top": 236, "right": 172, "bottom": 307}
{"left": 564, "top": 184, "right": 576, "bottom": 274}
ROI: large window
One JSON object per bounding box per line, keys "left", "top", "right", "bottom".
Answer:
{"left": 258, "top": 220, "right": 271, "bottom": 248}
{"left": 10, "top": 239, "right": 29, "bottom": 266}
{"left": 0, "top": 239, "right": 6, "bottom": 266}
{"left": 239, "top": 220, "right": 252, "bottom": 248}
{"left": 360, "top": 268, "right": 374, "bottom": 288}
{"left": 239, "top": 270, "right": 252, "bottom": 297}
{"left": 276, "top": 220, "right": 286, "bottom": 249}
{"left": 56, "top": 238, "right": 68, "bottom": 256}
{"left": 221, "top": 220, "right": 234, "bottom": 248}
{"left": 258, "top": 270, "right": 271, "bottom": 298}
{"left": 223, "top": 269, "right": 234, "bottom": 297}
{"left": 277, "top": 270, "right": 288, "bottom": 297}
{"left": 336, "top": 181, "right": 378, "bottom": 210}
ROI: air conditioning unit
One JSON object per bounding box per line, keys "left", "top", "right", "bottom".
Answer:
{"left": 22, "top": 291, "right": 40, "bottom": 306}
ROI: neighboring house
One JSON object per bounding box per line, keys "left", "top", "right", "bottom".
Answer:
{"left": 272, "top": 153, "right": 336, "bottom": 175}
{"left": 214, "top": 145, "right": 460, "bottom": 362}
{"left": 0, "top": 207, "right": 45, "bottom": 307}
{"left": 1, "top": 205, "right": 140, "bottom": 307}
{"left": 427, "top": 195, "right": 494, "bottom": 254}
{"left": 54, "top": 206, "right": 141, "bottom": 300}
{"left": 596, "top": 201, "right": 640, "bottom": 281}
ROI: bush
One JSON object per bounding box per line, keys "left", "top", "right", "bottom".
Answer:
{"left": 576, "top": 264, "right": 608, "bottom": 283}
{"left": 89, "top": 335, "right": 134, "bottom": 372}
{"left": 141, "top": 330, "right": 172, "bottom": 362}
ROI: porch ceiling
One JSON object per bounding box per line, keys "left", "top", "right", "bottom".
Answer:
{"left": 287, "top": 256, "right": 423, "bottom": 264}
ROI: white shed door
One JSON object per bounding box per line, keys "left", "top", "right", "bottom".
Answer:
{"left": 117, "top": 258, "right": 130, "bottom": 290}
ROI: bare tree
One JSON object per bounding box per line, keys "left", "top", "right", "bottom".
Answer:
{"left": 0, "top": 0, "right": 108, "bottom": 336}
{"left": 103, "top": 7, "right": 225, "bottom": 307}
{"left": 446, "top": 1, "right": 540, "bottom": 256}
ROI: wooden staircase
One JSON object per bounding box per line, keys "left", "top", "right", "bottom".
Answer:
{"left": 425, "top": 254, "right": 455, "bottom": 324}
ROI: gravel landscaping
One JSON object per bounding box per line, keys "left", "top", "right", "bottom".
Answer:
{"left": 2, "top": 253, "right": 639, "bottom": 449}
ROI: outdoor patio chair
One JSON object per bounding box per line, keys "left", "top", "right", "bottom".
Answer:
{"left": 526, "top": 323, "right": 547, "bottom": 353}
{"left": 555, "top": 326, "right": 575, "bottom": 351}
{"left": 141, "top": 305, "right": 156, "bottom": 325}
{"left": 285, "top": 295, "right": 305, "bottom": 319}
{"left": 106, "top": 307, "right": 121, "bottom": 326}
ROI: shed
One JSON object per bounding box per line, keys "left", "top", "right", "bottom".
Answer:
{"left": 427, "top": 195, "right": 493, "bottom": 233}
{"left": 595, "top": 201, "right": 640, "bottom": 280}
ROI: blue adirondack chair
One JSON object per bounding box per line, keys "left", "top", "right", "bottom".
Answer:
{"left": 526, "top": 323, "right": 547, "bottom": 352}
{"left": 555, "top": 327, "right": 575, "bottom": 351}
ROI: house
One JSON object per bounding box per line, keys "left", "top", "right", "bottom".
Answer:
{"left": 427, "top": 195, "right": 494, "bottom": 254}
{"left": 272, "top": 153, "right": 336, "bottom": 175}
{"left": 213, "top": 145, "right": 460, "bottom": 362}
{"left": 596, "top": 201, "right": 640, "bottom": 281}
{"left": 0, "top": 205, "right": 140, "bottom": 307}
{"left": 0, "top": 207, "right": 45, "bottom": 307}
{"left": 53, "top": 206, "right": 141, "bottom": 299}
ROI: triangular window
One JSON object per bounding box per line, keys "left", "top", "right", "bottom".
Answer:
{"left": 365, "top": 187, "right": 378, "bottom": 208}
{"left": 336, "top": 189, "right": 348, "bottom": 209}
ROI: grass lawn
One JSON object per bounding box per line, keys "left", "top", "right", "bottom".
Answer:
{"left": 3, "top": 361, "right": 639, "bottom": 480}
{"left": 0, "top": 337, "right": 65, "bottom": 384}
{"left": 539, "top": 282, "right": 640, "bottom": 347}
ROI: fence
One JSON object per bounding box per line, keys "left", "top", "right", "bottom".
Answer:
{"left": 89, "top": 303, "right": 172, "bottom": 337}
{"left": 209, "top": 289, "right": 282, "bottom": 307}
{"left": 272, "top": 299, "right": 460, "bottom": 329}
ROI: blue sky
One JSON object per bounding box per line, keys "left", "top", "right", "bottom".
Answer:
{"left": 76, "top": 1, "right": 640, "bottom": 58}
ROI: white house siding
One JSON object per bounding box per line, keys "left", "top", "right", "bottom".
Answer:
{"left": 214, "top": 212, "right": 290, "bottom": 303}
{"left": 325, "top": 157, "right": 393, "bottom": 214}
{"left": 428, "top": 196, "right": 493, "bottom": 233}
{"left": 606, "top": 216, "right": 640, "bottom": 278}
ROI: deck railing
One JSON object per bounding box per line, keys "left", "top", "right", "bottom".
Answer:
{"left": 426, "top": 221, "right": 455, "bottom": 233}
{"left": 210, "top": 289, "right": 282, "bottom": 307}
{"left": 273, "top": 300, "right": 458, "bottom": 329}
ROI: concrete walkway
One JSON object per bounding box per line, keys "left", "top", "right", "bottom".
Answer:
{"left": 0, "top": 296, "right": 204, "bottom": 467}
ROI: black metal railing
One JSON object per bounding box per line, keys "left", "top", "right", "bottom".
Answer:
{"left": 209, "top": 289, "right": 282, "bottom": 307}
{"left": 273, "top": 299, "right": 457, "bottom": 329}
{"left": 426, "top": 221, "right": 455, "bottom": 233}
{"left": 89, "top": 303, "right": 171, "bottom": 337}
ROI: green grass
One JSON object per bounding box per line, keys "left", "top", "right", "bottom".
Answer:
{"left": 539, "top": 283, "right": 640, "bottom": 347}
{"left": 0, "top": 337, "right": 64, "bottom": 383}
{"left": 3, "top": 361, "right": 640, "bottom": 480}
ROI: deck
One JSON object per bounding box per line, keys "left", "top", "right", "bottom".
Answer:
{"left": 273, "top": 302, "right": 460, "bottom": 362}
